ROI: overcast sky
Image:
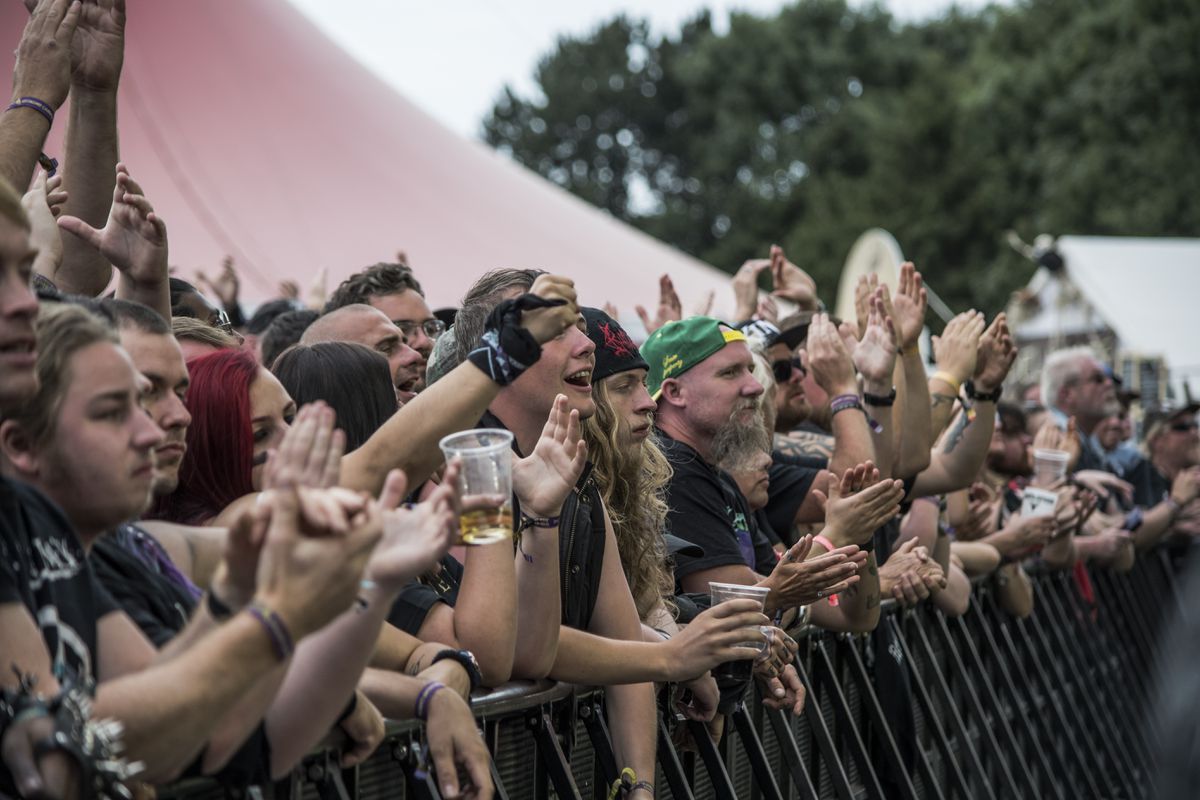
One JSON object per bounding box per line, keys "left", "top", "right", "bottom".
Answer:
{"left": 285, "top": 0, "right": 994, "bottom": 139}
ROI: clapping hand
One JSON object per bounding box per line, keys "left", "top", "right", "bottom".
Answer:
{"left": 367, "top": 464, "right": 460, "bottom": 588}
{"left": 932, "top": 311, "right": 985, "bottom": 385}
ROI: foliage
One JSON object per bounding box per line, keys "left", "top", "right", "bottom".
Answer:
{"left": 482, "top": 0, "right": 1200, "bottom": 319}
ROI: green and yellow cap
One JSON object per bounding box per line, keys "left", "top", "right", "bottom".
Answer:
{"left": 641, "top": 316, "right": 746, "bottom": 400}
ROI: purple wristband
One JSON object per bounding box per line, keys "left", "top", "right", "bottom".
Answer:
{"left": 246, "top": 602, "right": 294, "bottom": 661}
{"left": 414, "top": 681, "right": 447, "bottom": 721}
{"left": 6, "top": 97, "right": 54, "bottom": 125}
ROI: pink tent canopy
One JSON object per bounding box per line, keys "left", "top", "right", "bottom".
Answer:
{"left": 2, "top": 0, "right": 734, "bottom": 313}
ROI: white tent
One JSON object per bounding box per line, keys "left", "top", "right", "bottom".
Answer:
{"left": 0, "top": 0, "right": 734, "bottom": 313}
{"left": 1009, "top": 235, "right": 1200, "bottom": 399}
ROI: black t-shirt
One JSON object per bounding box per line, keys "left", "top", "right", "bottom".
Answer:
{"left": 0, "top": 477, "right": 118, "bottom": 685}
{"left": 660, "top": 433, "right": 778, "bottom": 583}
{"left": 89, "top": 525, "right": 273, "bottom": 789}
{"left": 1126, "top": 456, "right": 1171, "bottom": 510}
{"left": 91, "top": 525, "right": 198, "bottom": 648}
{"left": 765, "top": 455, "right": 821, "bottom": 547}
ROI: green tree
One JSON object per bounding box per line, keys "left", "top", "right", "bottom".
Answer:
{"left": 483, "top": 0, "right": 1200, "bottom": 316}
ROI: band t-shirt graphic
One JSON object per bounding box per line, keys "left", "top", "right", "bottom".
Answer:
{"left": 0, "top": 477, "right": 118, "bottom": 685}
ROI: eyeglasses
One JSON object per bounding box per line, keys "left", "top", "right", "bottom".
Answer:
{"left": 1169, "top": 420, "right": 1199, "bottom": 433}
{"left": 395, "top": 319, "right": 447, "bottom": 341}
{"left": 772, "top": 357, "right": 806, "bottom": 383}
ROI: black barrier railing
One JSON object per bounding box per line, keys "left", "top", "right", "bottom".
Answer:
{"left": 160, "top": 551, "right": 1181, "bottom": 800}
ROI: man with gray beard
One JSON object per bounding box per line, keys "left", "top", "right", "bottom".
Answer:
{"left": 643, "top": 317, "right": 903, "bottom": 634}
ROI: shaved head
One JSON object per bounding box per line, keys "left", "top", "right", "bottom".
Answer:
{"left": 301, "top": 305, "right": 425, "bottom": 401}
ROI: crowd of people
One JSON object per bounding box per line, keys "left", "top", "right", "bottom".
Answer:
{"left": 2, "top": 2, "right": 1198, "bottom": 799}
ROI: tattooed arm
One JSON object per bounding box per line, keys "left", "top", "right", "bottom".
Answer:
{"left": 929, "top": 389, "right": 959, "bottom": 439}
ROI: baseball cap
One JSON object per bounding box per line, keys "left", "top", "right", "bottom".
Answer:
{"left": 737, "top": 316, "right": 809, "bottom": 351}
{"left": 641, "top": 316, "right": 746, "bottom": 400}
{"left": 583, "top": 308, "right": 648, "bottom": 382}
{"left": 1144, "top": 400, "right": 1200, "bottom": 440}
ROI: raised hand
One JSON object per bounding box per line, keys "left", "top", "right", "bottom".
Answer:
{"left": 368, "top": 465, "right": 459, "bottom": 588}
{"left": 519, "top": 274, "right": 578, "bottom": 344}
{"left": 278, "top": 280, "right": 301, "bottom": 301}
{"left": 732, "top": 259, "right": 770, "bottom": 322}
{"left": 804, "top": 313, "right": 859, "bottom": 397}
{"left": 853, "top": 274, "right": 879, "bottom": 341}
{"left": 693, "top": 290, "right": 716, "bottom": 318}
{"left": 306, "top": 266, "right": 329, "bottom": 311}
{"left": 890, "top": 262, "right": 928, "bottom": 351}
{"left": 512, "top": 394, "right": 588, "bottom": 517}
{"left": 812, "top": 463, "right": 905, "bottom": 547}
{"left": 761, "top": 535, "right": 867, "bottom": 608}
{"left": 58, "top": 163, "right": 168, "bottom": 286}
{"left": 68, "top": 0, "right": 126, "bottom": 92}
{"left": 768, "top": 244, "right": 817, "bottom": 310}
{"left": 933, "top": 311, "right": 985, "bottom": 385}
{"left": 196, "top": 256, "right": 241, "bottom": 311}
{"left": 665, "top": 599, "right": 769, "bottom": 680}
{"left": 635, "top": 273, "right": 682, "bottom": 334}
{"left": 853, "top": 291, "right": 898, "bottom": 390}
{"left": 20, "top": 172, "right": 68, "bottom": 279}
{"left": 263, "top": 403, "right": 345, "bottom": 491}
{"left": 13, "top": 0, "right": 82, "bottom": 110}
{"left": 974, "top": 313, "right": 1017, "bottom": 392}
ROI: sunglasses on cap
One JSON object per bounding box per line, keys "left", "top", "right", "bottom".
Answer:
{"left": 772, "top": 357, "right": 806, "bottom": 383}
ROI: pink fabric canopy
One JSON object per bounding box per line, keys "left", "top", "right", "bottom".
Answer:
{"left": 2, "top": 0, "right": 734, "bottom": 312}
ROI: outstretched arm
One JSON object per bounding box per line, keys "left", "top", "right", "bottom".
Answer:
{"left": 1, "top": 0, "right": 80, "bottom": 193}
{"left": 56, "top": 0, "right": 126, "bottom": 297}
{"left": 341, "top": 274, "right": 579, "bottom": 495}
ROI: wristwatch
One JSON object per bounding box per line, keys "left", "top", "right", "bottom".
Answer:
{"left": 964, "top": 379, "right": 1002, "bottom": 403}
{"left": 431, "top": 648, "right": 483, "bottom": 692}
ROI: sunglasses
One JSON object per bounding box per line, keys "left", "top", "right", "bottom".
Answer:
{"left": 1170, "top": 420, "right": 1199, "bottom": 433}
{"left": 396, "top": 318, "right": 447, "bottom": 341}
{"left": 772, "top": 357, "right": 806, "bottom": 383}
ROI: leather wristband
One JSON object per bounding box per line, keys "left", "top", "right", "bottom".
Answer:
{"left": 964, "top": 379, "right": 1002, "bottom": 403}
{"left": 863, "top": 387, "right": 897, "bottom": 406}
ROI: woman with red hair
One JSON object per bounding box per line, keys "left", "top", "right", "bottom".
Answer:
{"left": 156, "top": 348, "right": 295, "bottom": 524}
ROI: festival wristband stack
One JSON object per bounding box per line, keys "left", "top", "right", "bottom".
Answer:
{"left": 466, "top": 293, "right": 566, "bottom": 386}
{"left": 414, "top": 681, "right": 447, "bottom": 721}
{"left": 5, "top": 99, "right": 59, "bottom": 175}
{"left": 830, "top": 393, "right": 882, "bottom": 433}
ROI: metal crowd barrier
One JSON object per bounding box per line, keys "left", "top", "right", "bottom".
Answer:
{"left": 162, "top": 548, "right": 1184, "bottom": 800}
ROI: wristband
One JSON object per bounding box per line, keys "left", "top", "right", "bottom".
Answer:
{"left": 246, "top": 602, "right": 294, "bottom": 662}
{"left": 519, "top": 512, "right": 560, "bottom": 531}
{"left": 931, "top": 371, "right": 962, "bottom": 394}
{"left": 466, "top": 293, "right": 566, "bottom": 386}
{"left": 964, "top": 379, "right": 1002, "bottom": 403}
{"left": 6, "top": 97, "right": 54, "bottom": 125}
{"left": 812, "top": 534, "right": 836, "bottom": 553}
{"left": 414, "top": 681, "right": 447, "bottom": 721}
{"left": 206, "top": 590, "right": 233, "bottom": 621}
{"left": 863, "top": 387, "right": 897, "bottom": 406}
{"left": 431, "top": 649, "right": 483, "bottom": 692}
{"left": 830, "top": 394, "right": 882, "bottom": 433}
